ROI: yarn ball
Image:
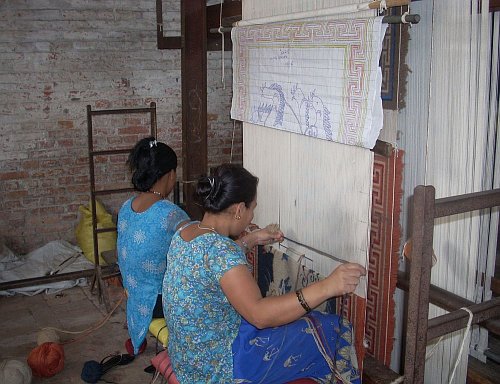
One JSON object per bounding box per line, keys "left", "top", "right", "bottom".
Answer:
{"left": 36, "top": 329, "right": 60, "bottom": 345}
{"left": 81, "top": 360, "right": 103, "bottom": 384}
{"left": 125, "top": 338, "right": 147, "bottom": 355}
{"left": 27, "top": 342, "right": 64, "bottom": 378}
{"left": 0, "top": 359, "right": 32, "bottom": 384}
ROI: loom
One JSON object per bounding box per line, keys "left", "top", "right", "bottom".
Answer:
{"left": 229, "top": 0, "right": 500, "bottom": 383}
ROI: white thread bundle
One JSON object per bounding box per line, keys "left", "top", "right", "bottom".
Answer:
{"left": 241, "top": 0, "right": 375, "bottom": 298}
{"left": 398, "top": 0, "right": 498, "bottom": 382}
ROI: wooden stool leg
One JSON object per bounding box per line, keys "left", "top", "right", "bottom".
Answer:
{"left": 91, "top": 266, "right": 112, "bottom": 312}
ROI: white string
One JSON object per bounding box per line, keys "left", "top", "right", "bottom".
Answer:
{"left": 448, "top": 307, "right": 474, "bottom": 384}
{"left": 395, "top": 5, "right": 403, "bottom": 109}
{"left": 379, "top": 0, "right": 388, "bottom": 13}
{"left": 388, "top": 376, "right": 404, "bottom": 384}
{"left": 384, "top": 143, "right": 399, "bottom": 360}
{"left": 400, "top": 11, "right": 410, "bottom": 24}
{"left": 219, "top": 0, "right": 225, "bottom": 89}
{"left": 423, "top": 0, "right": 436, "bottom": 185}
{"left": 426, "top": 336, "right": 444, "bottom": 360}
{"left": 229, "top": 119, "right": 236, "bottom": 163}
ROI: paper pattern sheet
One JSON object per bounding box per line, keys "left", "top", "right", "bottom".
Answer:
{"left": 231, "top": 17, "right": 387, "bottom": 149}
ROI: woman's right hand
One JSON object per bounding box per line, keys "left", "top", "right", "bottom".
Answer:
{"left": 323, "top": 263, "right": 366, "bottom": 297}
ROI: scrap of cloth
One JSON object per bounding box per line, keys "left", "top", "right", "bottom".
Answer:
{"left": 233, "top": 312, "right": 360, "bottom": 384}
{"left": 117, "top": 197, "right": 189, "bottom": 354}
{"left": 231, "top": 16, "right": 387, "bottom": 149}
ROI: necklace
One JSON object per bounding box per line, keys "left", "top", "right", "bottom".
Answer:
{"left": 147, "top": 190, "right": 165, "bottom": 199}
{"left": 197, "top": 223, "right": 218, "bottom": 234}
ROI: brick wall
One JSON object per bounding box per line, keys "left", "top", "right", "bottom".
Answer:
{"left": 0, "top": 0, "right": 240, "bottom": 254}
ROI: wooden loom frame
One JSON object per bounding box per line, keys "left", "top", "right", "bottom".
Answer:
{"left": 0, "top": 104, "right": 158, "bottom": 311}
{"left": 364, "top": 186, "right": 500, "bottom": 383}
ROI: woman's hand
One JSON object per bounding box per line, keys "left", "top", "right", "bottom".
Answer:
{"left": 252, "top": 224, "right": 284, "bottom": 246}
{"left": 323, "top": 262, "right": 366, "bottom": 297}
{"left": 237, "top": 223, "right": 284, "bottom": 252}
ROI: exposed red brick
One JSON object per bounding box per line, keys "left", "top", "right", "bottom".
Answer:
{"left": 0, "top": 171, "right": 29, "bottom": 180}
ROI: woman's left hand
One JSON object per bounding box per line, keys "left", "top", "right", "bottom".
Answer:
{"left": 252, "top": 224, "right": 284, "bottom": 246}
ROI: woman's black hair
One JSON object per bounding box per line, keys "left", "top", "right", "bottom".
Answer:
{"left": 196, "top": 163, "right": 258, "bottom": 213}
{"left": 127, "top": 136, "right": 177, "bottom": 192}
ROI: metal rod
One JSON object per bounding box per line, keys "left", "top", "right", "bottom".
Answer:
{"left": 485, "top": 349, "right": 500, "bottom": 364}
{"left": 0, "top": 265, "right": 120, "bottom": 291}
{"left": 283, "top": 236, "right": 348, "bottom": 264}
{"left": 382, "top": 14, "right": 420, "bottom": 24}
{"left": 89, "top": 106, "right": 156, "bottom": 116}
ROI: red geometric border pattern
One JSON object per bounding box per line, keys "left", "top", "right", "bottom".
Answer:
{"left": 366, "top": 149, "right": 403, "bottom": 365}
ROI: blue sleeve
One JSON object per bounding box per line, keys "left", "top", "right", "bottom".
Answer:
{"left": 168, "top": 205, "right": 190, "bottom": 229}
{"left": 207, "top": 238, "right": 248, "bottom": 282}
{"left": 160, "top": 203, "right": 189, "bottom": 234}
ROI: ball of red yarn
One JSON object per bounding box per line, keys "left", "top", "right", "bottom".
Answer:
{"left": 27, "top": 342, "right": 64, "bottom": 378}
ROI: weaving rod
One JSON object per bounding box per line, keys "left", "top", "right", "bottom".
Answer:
{"left": 283, "top": 236, "right": 348, "bottom": 264}
{"left": 211, "top": 14, "right": 420, "bottom": 34}
{"left": 233, "top": 0, "right": 411, "bottom": 27}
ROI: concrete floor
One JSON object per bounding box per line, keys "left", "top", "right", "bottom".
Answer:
{"left": 3, "top": 281, "right": 500, "bottom": 384}
{"left": 0, "top": 283, "right": 159, "bottom": 383}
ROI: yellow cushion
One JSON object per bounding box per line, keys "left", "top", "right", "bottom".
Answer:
{"left": 149, "top": 318, "right": 169, "bottom": 347}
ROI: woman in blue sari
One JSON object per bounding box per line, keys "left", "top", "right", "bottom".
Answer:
{"left": 117, "top": 137, "right": 189, "bottom": 355}
{"left": 163, "top": 163, "right": 366, "bottom": 383}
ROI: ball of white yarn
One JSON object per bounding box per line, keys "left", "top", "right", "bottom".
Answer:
{"left": 0, "top": 359, "right": 32, "bottom": 384}
{"left": 36, "top": 328, "right": 60, "bottom": 345}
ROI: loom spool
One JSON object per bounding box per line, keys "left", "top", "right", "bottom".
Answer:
{"left": 0, "top": 359, "right": 32, "bottom": 384}
{"left": 36, "top": 329, "right": 60, "bottom": 345}
{"left": 403, "top": 239, "right": 437, "bottom": 267}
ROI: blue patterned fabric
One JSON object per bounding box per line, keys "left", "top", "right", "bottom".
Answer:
{"left": 117, "top": 197, "right": 189, "bottom": 354}
{"left": 233, "top": 312, "right": 361, "bottom": 383}
{"left": 163, "top": 228, "right": 247, "bottom": 383}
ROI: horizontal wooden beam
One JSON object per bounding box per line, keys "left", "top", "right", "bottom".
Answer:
{"left": 427, "top": 297, "right": 500, "bottom": 341}
{"left": 362, "top": 356, "right": 402, "bottom": 383}
{"left": 398, "top": 272, "right": 500, "bottom": 337}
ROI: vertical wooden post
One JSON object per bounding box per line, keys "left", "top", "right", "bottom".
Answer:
{"left": 404, "top": 185, "right": 436, "bottom": 383}
{"left": 181, "top": 0, "right": 207, "bottom": 220}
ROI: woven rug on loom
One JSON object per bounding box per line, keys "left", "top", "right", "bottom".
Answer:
{"left": 365, "top": 149, "right": 403, "bottom": 365}
{"left": 247, "top": 244, "right": 366, "bottom": 370}
{"left": 245, "top": 148, "right": 404, "bottom": 370}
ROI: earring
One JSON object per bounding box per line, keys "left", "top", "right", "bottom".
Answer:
{"left": 235, "top": 215, "right": 241, "bottom": 220}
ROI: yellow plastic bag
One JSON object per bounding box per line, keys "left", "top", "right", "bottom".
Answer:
{"left": 149, "top": 318, "right": 169, "bottom": 347}
{"left": 75, "top": 199, "right": 117, "bottom": 265}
